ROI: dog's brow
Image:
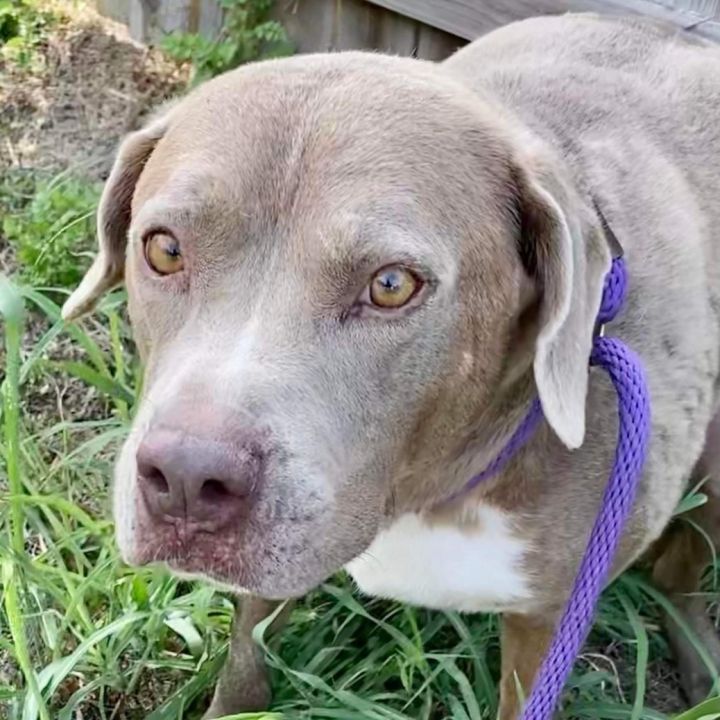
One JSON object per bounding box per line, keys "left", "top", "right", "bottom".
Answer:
{"left": 340, "top": 226, "right": 455, "bottom": 284}
{"left": 131, "top": 193, "right": 218, "bottom": 241}
{"left": 133, "top": 163, "right": 236, "bottom": 229}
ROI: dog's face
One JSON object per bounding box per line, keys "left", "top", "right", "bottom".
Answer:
{"left": 64, "top": 53, "right": 607, "bottom": 597}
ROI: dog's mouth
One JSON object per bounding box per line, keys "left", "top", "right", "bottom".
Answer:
{"left": 131, "top": 521, "right": 313, "bottom": 596}
{"left": 114, "top": 422, "right": 386, "bottom": 596}
{"left": 125, "top": 487, "right": 351, "bottom": 597}
{"left": 130, "top": 502, "right": 253, "bottom": 584}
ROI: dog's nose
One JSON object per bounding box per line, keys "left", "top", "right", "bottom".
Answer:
{"left": 136, "top": 428, "right": 263, "bottom": 525}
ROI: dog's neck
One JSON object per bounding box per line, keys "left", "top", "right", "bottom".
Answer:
{"left": 390, "top": 197, "right": 622, "bottom": 519}
{"left": 386, "top": 369, "right": 542, "bottom": 517}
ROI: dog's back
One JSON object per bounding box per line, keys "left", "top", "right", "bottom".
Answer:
{"left": 445, "top": 15, "right": 719, "bottom": 135}
{"left": 444, "top": 14, "right": 720, "bottom": 225}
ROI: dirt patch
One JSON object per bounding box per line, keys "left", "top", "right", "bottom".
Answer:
{"left": 0, "top": 4, "right": 187, "bottom": 180}
{"left": 646, "top": 659, "right": 685, "bottom": 714}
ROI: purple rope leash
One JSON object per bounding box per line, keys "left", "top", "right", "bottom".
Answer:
{"left": 451, "top": 257, "right": 651, "bottom": 719}
{"left": 520, "top": 258, "right": 651, "bottom": 720}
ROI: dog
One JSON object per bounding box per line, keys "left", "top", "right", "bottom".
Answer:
{"left": 63, "top": 12, "right": 720, "bottom": 718}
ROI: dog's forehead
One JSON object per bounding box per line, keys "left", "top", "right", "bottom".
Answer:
{"left": 131, "top": 164, "right": 448, "bottom": 283}
{"left": 129, "top": 59, "right": 512, "bottom": 289}
{"left": 135, "top": 58, "right": 491, "bottom": 204}
{"left": 132, "top": 99, "right": 450, "bottom": 252}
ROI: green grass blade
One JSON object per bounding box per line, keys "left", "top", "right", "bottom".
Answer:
{"left": 48, "top": 359, "right": 134, "bottom": 404}
{"left": 18, "top": 316, "right": 64, "bottom": 384}
{"left": 2, "top": 560, "right": 50, "bottom": 720}
{"left": 1, "top": 274, "right": 25, "bottom": 554}
{"left": 437, "top": 657, "right": 482, "bottom": 720}
{"left": 673, "top": 696, "right": 720, "bottom": 720}
{"left": 25, "top": 610, "right": 148, "bottom": 720}
{"left": 144, "top": 649, "right": 227, "bottom": 720}
{"left": 0, "top": 276, "right": 50, "bottom": 720}
{"left": 20, "top": 286, "right": 110, "bottom": 374}
{"left": 625, "top": 575, "right": 720, "bottom": 693}
{"left": 618, "top": 591, "right": 649, "bottom": 720}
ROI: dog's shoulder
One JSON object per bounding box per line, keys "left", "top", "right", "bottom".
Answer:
{"left": 443, "top": 13, "right": 717, "bottom": 75}
{"left": 442, "top": 13, "right": 720, "bottom": 131}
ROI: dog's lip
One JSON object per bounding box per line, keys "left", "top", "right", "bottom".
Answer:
{"left": 133, "top": 529, "right": 247, "bottom": 579}
{"left": 164, "top": 554, "right": 237, "bottom": 577}
{"left": 132, "top": 536, "right": 317, "bottom": 598}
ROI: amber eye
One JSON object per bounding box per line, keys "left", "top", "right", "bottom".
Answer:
{"left": 144, "top": 232, "right": 184, "bottom": 275}
{"left": 369, "top": 266, "right": 420, "bottom": 309}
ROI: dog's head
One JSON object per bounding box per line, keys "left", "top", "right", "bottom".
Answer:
{"left": 64, "top": 52, "right": 609, "bottom": 597}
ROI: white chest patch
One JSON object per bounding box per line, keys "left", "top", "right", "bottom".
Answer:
{"left": 345, "top": 507, "right": 534, "bottom": 613}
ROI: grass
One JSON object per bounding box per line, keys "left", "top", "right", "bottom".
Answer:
{"left": 1, "top": 183, "right": 720, "bottom": 718}
{"left": 0, "top": 0, "right": 57, "bottom": 71}
{"left": 1, "top": 171, "right": 100, "bottom": 289}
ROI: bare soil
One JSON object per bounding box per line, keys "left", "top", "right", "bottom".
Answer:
{"left": 0, "top": 3, "right": 185, "bottom": 180}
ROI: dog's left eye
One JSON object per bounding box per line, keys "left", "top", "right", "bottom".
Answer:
{"left": 369, "top": 266, "right": 421, "bottom": 308}
{"left": 144, "top": 232, "right": 184, "bottom": 276}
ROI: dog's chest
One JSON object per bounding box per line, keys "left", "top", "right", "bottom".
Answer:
{"left": 345, "top": 507, "right": 534, "bottom": 613}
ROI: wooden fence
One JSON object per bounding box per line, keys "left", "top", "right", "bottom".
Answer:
{"left": 96, "top": 0, "right": 720, "bottom": 60}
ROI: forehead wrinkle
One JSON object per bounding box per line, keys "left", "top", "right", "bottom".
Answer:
{"left": 316, "top": 214, "right": 449, "bottom": 275}
{"left": 131, "top": 168, "right": 246, "bottom": 238}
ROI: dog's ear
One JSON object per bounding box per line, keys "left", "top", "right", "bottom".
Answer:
{"left": 513, "top": 157, "right": 611, "bottom": 449}
{"left": 62, "top": 112, "right": 171, "bottom": 321}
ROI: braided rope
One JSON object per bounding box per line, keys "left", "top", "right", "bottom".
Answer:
{"left": 520, "top": 257, "right": 651, "bottom": 719}
{"left": 520, "top": 333, "right": 651, "bottom": 719}
{"left": 448, "top": 257, "right": 651, "bottom": 719}
{"left": 597, "top": 258, "right": 628, "bottom": 325}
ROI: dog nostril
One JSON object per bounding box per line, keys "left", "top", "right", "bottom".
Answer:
{"left": 199, "top": 478, "right": 233, "bottom": 504}
{"left": 140, "top": 464, "right": 170, "bottom": 495}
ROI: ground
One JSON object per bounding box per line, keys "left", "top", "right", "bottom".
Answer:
{"left": 0, "top": 3, "right": 710, "bottom": 719}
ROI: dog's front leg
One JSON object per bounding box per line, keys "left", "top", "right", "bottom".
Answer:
{"left": 498, "top": 612, "right": 555, "bottom": 720}
{"left": 204, "top": 595, "right": 293, "bottom": 719}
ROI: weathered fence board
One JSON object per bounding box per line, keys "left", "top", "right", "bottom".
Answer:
{"left": 363, "top": 0, "right": 602, "bottom": 39}
{"left": 270, "top": 0, "right": 466, "bottom": 58}
{"left": 97, "top": 0, "right": 720, "bottom": 54}
{"left": 364, "top": 0, "right": 720, "bottom": 40}
{"left": 374, "top": 7, "right": 418, "bottom": 55}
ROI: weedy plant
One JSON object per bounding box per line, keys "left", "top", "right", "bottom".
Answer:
{"left": 0, "top": 0, "right": 56, "bottom": 69}
{"left": 161, "top": 0, "right": 292, "bottom": 85}
{"left": 2, "top": 171, "right": 100, "bottom": 290}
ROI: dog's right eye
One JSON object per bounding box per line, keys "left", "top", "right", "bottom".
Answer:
{"left": 369, "top": 265, "right": 421, "bottom": 309}
{"left": 144, "top": 232, "right": 184, "bottom": 276}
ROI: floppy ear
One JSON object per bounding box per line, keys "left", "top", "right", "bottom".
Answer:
{"left": 513, "top": 158, "right": 611, "bottom": 449}
{"left": 61, "top": 112, "right": 171, "bottom": 321}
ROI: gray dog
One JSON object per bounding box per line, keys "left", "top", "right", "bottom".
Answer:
{"left": 63, "top": 13, "right": 720, "bottom": 718}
